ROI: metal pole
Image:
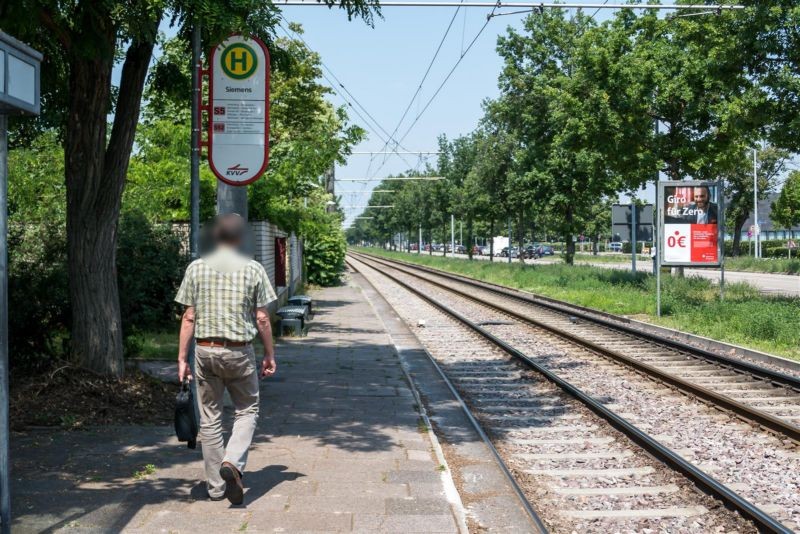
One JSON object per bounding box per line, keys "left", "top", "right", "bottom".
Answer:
{"left": 507, "top": 217, "right": 512, "bottom": 264}
{"left": 753, "top": 148, "right": 759, "bottom": 259}
{"left": 655, "top": 119, "right": 661, "bottom": 318}
{"left": 450, "top": 214, "right": 455, "bottom": 255}
{"left": 0, "top": 114, "right": 10, "bottom": 534}
{"left": 459, "top": 221, "right": 462, "bottom": 246}
{"left": 720, "top": 187, "right": 725, "bottom": 301}
{"left": 189, "top": 23, "right": 201, "bottom": 410}
{"left": 631, "top": 200, "right": 637, "bottom": 274}
{"left": 191, "top": 23, "right": 201, "bottom": 259}
{"left": 418, "top": 224, "right": 422, "bottom": 254}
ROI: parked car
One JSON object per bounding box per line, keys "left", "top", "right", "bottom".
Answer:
{"left": 410, "top": 243, "right": 418, "bottom": 251}
{"left": 609, "top": 242, "right": 623, "bottom": 253}
{"left": 539, "top": 245, "right": 555, "bottom": 256}
{"left": 455, "top": 245, "right": 467, "bottom": 254}
{"left": 472, "top": 245, "right": 481, "bottom": 256}
{"left": 524, "top": 245, "right": 540, "bottom": 259}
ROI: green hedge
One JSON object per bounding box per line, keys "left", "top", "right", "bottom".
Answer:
{"left": 622, "top": 242, "right": 645, "bottom": 254}
{"left": 305, "top": 230, "right": 346, "bottom": 286}
{"left": 725, "top": 239, "right": 798, "bottom": 258}
{"left": 9, "top": 211, "right": 187, "bottom": 373}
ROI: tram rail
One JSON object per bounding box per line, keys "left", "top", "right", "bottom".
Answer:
{"left": 347, "top": 252, "right": 796, "bottom": 533}
{"left": 349, "top": 250, "right": 800, "bottom": 443}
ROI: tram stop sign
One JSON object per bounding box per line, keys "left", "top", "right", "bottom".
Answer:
{"left": 208, "top": 34, "right": 270, "bottom": 186}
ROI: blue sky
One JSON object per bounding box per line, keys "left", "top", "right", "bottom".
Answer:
{"left": 142, "top": 3, "right": 709, "bottom": 226}
{"left": 276, "top": 4, "right": 660, "bottom": 226}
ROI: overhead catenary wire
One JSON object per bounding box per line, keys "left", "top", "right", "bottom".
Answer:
{"left": 366, "top": 0, "right": 467, "bottom": 177}
{"left": 393, "top": 1, "right": 501, "bottom": 148}
{"left": 277, "top": 2, "right": 743, "bottom": 9}
{"left": 276, "top": 21, "right": 416, "bottom": 170}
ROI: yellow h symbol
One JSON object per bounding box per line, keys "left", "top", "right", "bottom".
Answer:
{"left": 229, "top": 50, "right": 248, "bottom": 73}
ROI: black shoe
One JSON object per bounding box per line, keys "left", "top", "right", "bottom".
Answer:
{"left": 219, "top": 462, "right": 244, "bottom": 505}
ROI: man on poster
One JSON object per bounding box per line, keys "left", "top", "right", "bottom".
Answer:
{"left": 682, "top": 186, "right": 718, "bottom": 224}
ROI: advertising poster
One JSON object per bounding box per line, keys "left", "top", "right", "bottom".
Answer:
{"left": 660, "top": 181, "right": 723, "bottom": 266}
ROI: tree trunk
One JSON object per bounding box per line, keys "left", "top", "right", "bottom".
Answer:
{"left": 65, "top": 16, "right": 158, "bottom": 376}
{"left": 467, "top": 216, "right": 474, "bottom": 260}
{"left": 517, "top": 207, "right": 525, "bottom": 263}
{"left": 731, "top": 212, "right": 748, "bottom": 256}
{"left": 564, "top": 207, "right": 575, "bottom": 265}
{"left": 428, "top": 228, "right": 432, "bottom": 255}
{"left": 489, "top": 218, "right": 495, "bottom": 262}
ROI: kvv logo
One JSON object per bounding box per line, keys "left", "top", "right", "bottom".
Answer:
{"left": 221, "top": 43, "right": 258, "bottom": 80}
{"left": 226, "top": 164, "right": 250, "bottom": 176}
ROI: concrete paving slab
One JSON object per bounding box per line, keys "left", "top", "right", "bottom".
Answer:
{"left": 10, "top": 280, "right": 465, "bottom": 533}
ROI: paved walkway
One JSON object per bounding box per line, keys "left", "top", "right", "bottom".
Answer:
{"left": 11, "top": 283, "right": 465, "bottom": 533}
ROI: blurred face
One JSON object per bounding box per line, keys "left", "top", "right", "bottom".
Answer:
{"left": 693, "top": 188, "right": 709, "bottom": 209}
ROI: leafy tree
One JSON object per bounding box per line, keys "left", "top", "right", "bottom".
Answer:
{"left": 125, "top": 120, "right": 217, "bottom": 221}
{"left": 723, "top": 146, "right": 788, "bottom": 255}
{"left": 495, "top": 9, "right": 636, "bottom": 264}
{"left": 249, "top": 27, "right": 365, "bottom": 231}
{"left": 1, "top": 0, "right": 377, "bottom": 375}
{"left": 771, "top": 171, "right": 800, "bottom": 234}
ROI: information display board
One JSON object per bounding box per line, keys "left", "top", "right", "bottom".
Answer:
{"left": 659, "top": 181, "right": 723, "bottom": 266}
{"left": 208, "top": 34, "right": 270, "bottom": 186}
{"left": 611, "top": 204, "right": 654, "bottom": 242}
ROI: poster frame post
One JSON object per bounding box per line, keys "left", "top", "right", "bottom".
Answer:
{"left": 631, "top": 200, "right": 637, "bottom": 274}
{"left": 719, "top": 192, "right": 726, "bottom": 301}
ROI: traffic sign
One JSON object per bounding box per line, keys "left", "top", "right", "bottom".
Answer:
{"left": 788, "top": 240, "right": 797, "bottom": 249}
{"left": 208, "top": 34, "right": 270, "bottom": 186}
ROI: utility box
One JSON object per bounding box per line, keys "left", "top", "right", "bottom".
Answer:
{"left": 0, "top": 31, "right": 42, "bottom": 116}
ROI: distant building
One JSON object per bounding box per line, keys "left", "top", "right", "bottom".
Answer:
{"left": 738, "top": 193, "right": 800, "bottom": 240}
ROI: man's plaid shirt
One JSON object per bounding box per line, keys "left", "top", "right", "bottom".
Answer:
{"left": 175, "top": 247, "right": 277, "bottom": 341}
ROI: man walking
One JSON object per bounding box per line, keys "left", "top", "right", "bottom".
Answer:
{"left": 175, "top": 214, "right": 277, "bottom": 504}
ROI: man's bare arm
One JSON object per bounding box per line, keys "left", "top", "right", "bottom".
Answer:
{"left": 256, "top": 307, "right": 276, "bottom": 378}
{"left": 177, "top": 306, "right": 196, "bottom": 382}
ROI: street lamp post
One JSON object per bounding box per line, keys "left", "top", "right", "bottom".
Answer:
{"left": 0, "top": 31, "right": 42, "bottom": 534}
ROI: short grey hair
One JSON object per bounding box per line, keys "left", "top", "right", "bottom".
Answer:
{"left": 213, "top": 213, "right": 246, "bottom": 245}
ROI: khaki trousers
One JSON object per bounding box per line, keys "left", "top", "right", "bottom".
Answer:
{"left": 194, "top": 344, "right": 260, "bottom": 499}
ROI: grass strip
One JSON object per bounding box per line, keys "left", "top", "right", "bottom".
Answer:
{"left": 571, "top": 253, "right": 800, "bottom": 274}
{"left": 356, "top": 247, "right": 800, "bottom": 361}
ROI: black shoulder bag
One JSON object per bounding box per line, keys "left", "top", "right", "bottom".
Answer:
{"left": 174, "top": 379, "right": 198, "bottom": 449}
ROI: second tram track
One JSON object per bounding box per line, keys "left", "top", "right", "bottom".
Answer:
{"left": 351, "top": 251, "right": 800, "bottom": 441}
{"left": 346, "top": 252, "right": 799, "bottom": 532}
